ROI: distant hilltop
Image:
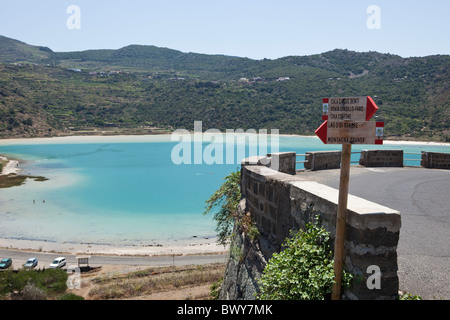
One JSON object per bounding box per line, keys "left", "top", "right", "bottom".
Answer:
{"left": 0, "top": 35, "right": 448, "bottom": 141}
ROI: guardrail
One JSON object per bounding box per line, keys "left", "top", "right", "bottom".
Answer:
{"left": 350, "top": 151, "right": 361, "bottom": 165}
{"left": 404, "top": 152, "right": 422, "bottom": 166}
{"left": 295, "top": 154, "right": 308, "bottom": 164}
{"left": 295, "top": 150, "right": 426, "bottom": 170}
{"left": 295, "top": 154, "right": 309, "bottom": 170}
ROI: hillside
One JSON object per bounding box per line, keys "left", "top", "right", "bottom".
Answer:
{"left": 0, "top": 35, "right": 53, "bottom": 64}
{"left": 0, "top": 35, "right": 448, "bottom": 141}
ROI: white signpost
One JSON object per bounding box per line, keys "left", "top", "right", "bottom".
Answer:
{"left": 322, "top": 96, "right": 378, "bottom": 121}
{"left": 315, "top": 96, "right": 383, "bottom": 300}
{"left": 315, "top": 120, "right": 384, "bottom": 145}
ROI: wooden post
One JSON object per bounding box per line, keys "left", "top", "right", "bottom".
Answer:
{"left": 331, "top": 143, "right": 352, "bottom": 300}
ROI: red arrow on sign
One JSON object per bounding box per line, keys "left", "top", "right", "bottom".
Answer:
{"left": 366, "top": 96, "right": 378, "bottom": 121}
{"left": 322, "top": 96, "right": 379, "bottom": 121}
{"left": 315, "top": 120, "right": 384, "bottom": 145}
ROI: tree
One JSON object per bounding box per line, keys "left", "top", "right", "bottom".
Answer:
{"left": 203, "top": 170, "right": 241, "bottom": 246}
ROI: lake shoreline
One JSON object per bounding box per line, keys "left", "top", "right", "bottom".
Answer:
{"left": 0, "top": 237, "right": 228, "bottom": 257}
{"left": 0, "top": 133, "right": 449, "bottom": 146}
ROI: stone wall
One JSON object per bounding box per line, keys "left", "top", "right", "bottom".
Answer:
{"left": 304, "top": 151, "right": 341, "bottom": 171}
{"left": 220, "top": 152, "right": 402, "bottom": 300}
{"left": 303, "top": 149, "right": 450, "bottom": 170}
{"left": 242, "top": 152, "right": 296, "bottom": 175}
{"left": 421, "top": 151, "right": 450, "bottom": 169}
{"left": 359, "top": 149, "right": 403, "bottom": 167}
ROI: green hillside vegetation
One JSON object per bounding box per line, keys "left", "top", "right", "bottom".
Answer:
{"left": 0, "top": 35, "right": 448, "bottom": 141}
{"left": 0, "top": 35, "right": 52, "bottom": 64}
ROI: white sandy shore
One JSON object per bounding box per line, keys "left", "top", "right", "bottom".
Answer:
{"left": 0, "top": 237, "right": 228, "bottom": 257}
{"left": 383, "top": 140, "right": 450, "bottom": 146}
{"left": 0, "top": 156, "right": 21, "bottom": 175}
{"left": 0, "top": 134, "right": 175, "bottom": 145}
{"left": 0, "top": 133, "right": 448, "bottom": 146}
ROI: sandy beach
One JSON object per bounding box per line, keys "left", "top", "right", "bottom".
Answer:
{"left": 0, "top": 133, "right": 449, "bottom": 146}
{"left": 0, "top": 156, "right": 21, "bottom": 175}
{"left": 383, "top": 140, "right": 450, "bottom": 146}
{"left": 0, "top": 237, "right": 228, "bottom": 257}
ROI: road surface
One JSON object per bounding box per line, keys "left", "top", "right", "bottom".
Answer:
{"left": 0, "top": 249, "right": 227, "bottom": 270}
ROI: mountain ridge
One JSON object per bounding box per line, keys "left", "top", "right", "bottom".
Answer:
{"left": 0, "top": 35, "right": 448, "bottom": 141}
{"left": 0, "top": 35, "right": 414, "bottom": 78}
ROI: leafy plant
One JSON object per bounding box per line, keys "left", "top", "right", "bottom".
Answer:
{"left": 399, "top": 292, "right": 422, "bottom": 300}
{"left": 210, "top": 278, "right": 223, "bottom": 300}
{"left": 203, "top": 170, "right": 241, "bottom": 246}
{"left": 238, "top": 211, "right": 260, "bottom": 241}
{"left": 257, "top": 222, "right": 352, "bottom": 300}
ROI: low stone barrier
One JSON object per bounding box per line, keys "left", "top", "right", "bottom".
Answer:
{"left": 304, "top": 151, "right": 341, "bottom": 171}
{"left": 421, "top": 151, "right": 450, "bottom": 169}
{"left": 359, "top": 149, "right": 403, "bottom": 167}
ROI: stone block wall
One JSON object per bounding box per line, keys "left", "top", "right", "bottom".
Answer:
{"left": 359, "top": 149, "right": 403, "bottom": 167}
{"left": 220, "top": 152, "right": 402, "bottom": 300}
{"left": 421, "top": 151, "right": 450, "bottom": 169}
{"left": 244, "top": 152, "right": 296, "bottom": 174}
{"left": 304, "top": 151, "right": 341, "bottom": 171}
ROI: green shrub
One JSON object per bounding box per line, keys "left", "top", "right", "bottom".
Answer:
{"left": 58, "top": 293, "right": 85, "bottom": 300}
{"left": 0, "top": 268, "right": 68, "bottom": 299}
{"left": 258, "top": 222, "right": 352, "bottom": 300}
{"left": 20, "top": 283, "right": 47, "bottom": 300}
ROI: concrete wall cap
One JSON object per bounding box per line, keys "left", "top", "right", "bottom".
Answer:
{"left": 290, "top": 180, "right": 400, "bottom": 232}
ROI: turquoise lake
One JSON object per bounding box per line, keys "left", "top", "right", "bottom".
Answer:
{"left": 0, "top": 134, "right": 449, "bottom": 246}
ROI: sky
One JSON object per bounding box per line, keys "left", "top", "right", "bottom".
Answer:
{"left": 0, "top": 0, "right": 449, "bottom": 60}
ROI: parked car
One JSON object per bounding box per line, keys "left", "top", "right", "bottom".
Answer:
{"left": 0, "top": 258, "right": 12, "bottom": 269}
{"left": 49, "top": 257, "right": 66, "bottom": 269}
{"left": 24, "top": 257, "right": 38, "bottom": 269}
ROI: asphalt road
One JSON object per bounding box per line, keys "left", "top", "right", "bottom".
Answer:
{"left": 299, "top": 166, "right": 450, "bottom": 300}
{"left": 0, "top": 249, "right": 227, "bottom": 271}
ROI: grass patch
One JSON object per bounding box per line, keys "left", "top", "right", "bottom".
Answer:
{"left": 0, "top": 174, "right": 48, "bottom": 188}
{"left": 88, "top": 263, "right": 226, "bottom": 300}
